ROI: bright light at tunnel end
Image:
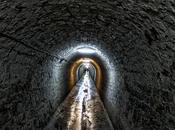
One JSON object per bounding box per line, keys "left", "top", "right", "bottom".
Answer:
{"left": 84, "top": 62, "right": 91, "bottom": 69}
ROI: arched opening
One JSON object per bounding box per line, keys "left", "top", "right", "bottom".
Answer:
{"left": 77, "top": 62, "right": 96, "bottom": 81}
{"left": 68, "top": 58, "right": 103, "bottom": 92}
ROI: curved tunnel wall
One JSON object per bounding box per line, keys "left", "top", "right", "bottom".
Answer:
{"left": 0, "top": 0, "right": 175, "bottom": 130}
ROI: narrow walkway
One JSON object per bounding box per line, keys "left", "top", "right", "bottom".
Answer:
{"left": 45, "top": 71, "right": 114, "bottom": 130}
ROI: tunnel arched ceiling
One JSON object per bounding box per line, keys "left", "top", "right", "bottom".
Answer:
{"left": 0, "top": 0, "right": 175, "bottom": 130}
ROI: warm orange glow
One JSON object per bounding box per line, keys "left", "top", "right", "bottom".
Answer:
{"left": 68, "top": 58, "right": 102, "bottom": 91}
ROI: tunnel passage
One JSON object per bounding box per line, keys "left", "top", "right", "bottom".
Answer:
{"left": 68, "top": 57, "right": 103, "bottom": 92}
{"left": 77, "top": 61, "right": 96, "bottom": 82}
{"left": 0, "top": 0, "right": 175, "bottom": 130}
{"left": 42, "top": 44, "right": 119, "bottom": 129}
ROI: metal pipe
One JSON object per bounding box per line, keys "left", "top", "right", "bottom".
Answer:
{"left": 44, "top": 70, "right": 114, "bottom": 130}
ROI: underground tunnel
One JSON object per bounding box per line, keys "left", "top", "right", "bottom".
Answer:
{"left": 0, "top": 0, "right": 175, "bottom": 130}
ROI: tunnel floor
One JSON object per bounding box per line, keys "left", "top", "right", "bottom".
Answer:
{"left": 45, "top": 71, "right": 113, "bottom": 130}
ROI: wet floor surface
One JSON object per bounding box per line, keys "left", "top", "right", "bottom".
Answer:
{"left": 45, "top": 71, "right": 113, "bottom": 130}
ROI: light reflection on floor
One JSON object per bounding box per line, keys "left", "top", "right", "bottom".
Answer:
{"left": 44, "top": 71, "right": 114, "bottom": 130}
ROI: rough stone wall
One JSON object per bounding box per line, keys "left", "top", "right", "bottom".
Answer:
{"left": 0, "top": 0, "right": 175, "bottom": 130}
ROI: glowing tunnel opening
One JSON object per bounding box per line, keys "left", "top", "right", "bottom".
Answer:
{"left": 77, "top": 61, "right": 96, "bottom": 82}
{"left": 68, "top": 57, "right": 103, "bottom": 92}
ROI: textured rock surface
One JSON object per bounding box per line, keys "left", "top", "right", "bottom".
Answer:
{"left": 0, "top": 0, "right": 175, "bottom": 130}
